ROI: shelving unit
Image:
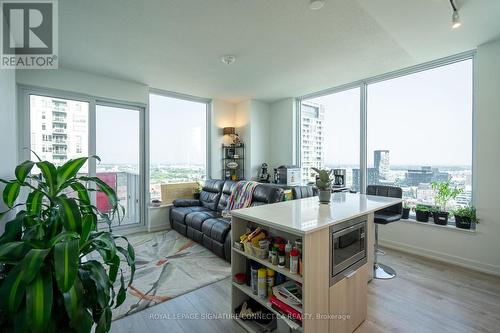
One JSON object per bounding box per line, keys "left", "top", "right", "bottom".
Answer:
{"left": 231, "top": 216, "right": 304, "bottom": 333}
{"left": 222, "top": 144, "right": 245, "bottom": 181}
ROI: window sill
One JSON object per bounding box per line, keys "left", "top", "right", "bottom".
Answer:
{"left": 149, "top": 203, "right": 173, "bottom": 209}
{"left": 399, "top": 218, "right": 477, "bottom": 233}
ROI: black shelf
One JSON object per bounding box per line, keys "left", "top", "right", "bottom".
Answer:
{"left": 222, "top": 144, "right": 245, "bottom": 180}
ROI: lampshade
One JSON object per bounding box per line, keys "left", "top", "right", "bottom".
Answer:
{"left": 223, "top": 127, "right": 235, "bottom": 135}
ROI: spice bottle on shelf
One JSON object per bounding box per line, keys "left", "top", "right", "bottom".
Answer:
{"left": 266, "top": 268, "right": 275, "bottom": 298}
{"left": 278, "top": 244, "right": 286, "bottom": 268}
{"left": 271, "top": 245, "right": 279, "bottom": 265}
{"left": 257, "top": 268, "right": 267, "bottom": 299}
{"left": 250, "top": 262, "right": 259, "bottom": 295}
{"left": 289, "top": 248, "right": 299, "bottom": 274}
{"left": 285, "top": 240, "right": 292, "bottom": 268}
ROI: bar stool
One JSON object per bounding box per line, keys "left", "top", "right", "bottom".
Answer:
{"left": 367, "top": 185, "right": 402, "bottom": 279}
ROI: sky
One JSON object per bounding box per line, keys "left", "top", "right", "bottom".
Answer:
{"left": 305, "top": 59, "right": 473, "bottom": 167}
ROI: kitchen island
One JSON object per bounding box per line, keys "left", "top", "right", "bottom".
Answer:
{"left": 230, "top": 192, "right": 401, "bottom": 333}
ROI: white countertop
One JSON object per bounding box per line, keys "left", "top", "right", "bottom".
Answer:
{"left": 231, "top": 192, "right": 402, "bottom": 235}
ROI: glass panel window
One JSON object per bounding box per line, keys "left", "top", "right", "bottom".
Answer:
{"left": 367, "top": 59, "right": 473, "bottom": 215}
{"left": 300, "top": 88, "right": 360, "bottom": 189}
{"left": 29, "top": 95, "right": 89, "bottom": 171}
{"left": 96, "top": 105, "right": 141, "bottom": 226}
{"left": 149, "top": 94, "right": 207, "bottom": 201}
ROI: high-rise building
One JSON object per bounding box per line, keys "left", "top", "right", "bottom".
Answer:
{"left": 352, "top": 168, "right": 379, "bottom": 192}
{"left": 300, "top": 101, "right": 325, "bottom": 183}
{"left": 30, "top": 96, "right": 89, "bottom": 167}
{"left": 405, "top": 167, "right": 433, "bottom": 186}
{"left": 374, "top": 150, "right": 390, "bottom": 180}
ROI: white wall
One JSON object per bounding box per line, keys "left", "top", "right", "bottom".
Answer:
{"left": 16, "top": 67, "right": 149, "bottom": 104}
{"left": 0, "top": 69, "right": 17, "bottom": 233}
{"left": 211, "top": 99, "right": 236, "bottom": 179}
{"left": 269, "top": 98, "right": 296, "bottom": 169}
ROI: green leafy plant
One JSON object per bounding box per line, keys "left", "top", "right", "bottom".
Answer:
{"left": 194, "top": 181, "right": 203, "bottom": 194}
{"left": 0, "top": 156, "right": 135, "bottom": 333}
{"left": 431, "top": 180, "right": 463, "bottom": 212}
{"left": 452, "top": 206, "right": 479, "bottom": 224}
{"left": 403, "top": 201, "right": 412, "bottom": 209}
{"left": 311, "top": 168, "right": 332, "bottom": 191}
{"left": 413, "top": 204, "right": 430, "bottom": 212}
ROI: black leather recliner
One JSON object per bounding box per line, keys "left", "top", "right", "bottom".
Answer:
{"left": 170, "top": 180, "right": 284, "bottom": 261}
{"left": 291, "top": 185, "right": 318, "bottom": 199}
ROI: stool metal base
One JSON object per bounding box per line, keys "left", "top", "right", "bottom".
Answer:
{"left": 374, "top": 263, "right": 396, "bottom": 279}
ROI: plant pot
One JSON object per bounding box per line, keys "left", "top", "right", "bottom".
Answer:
{"left": 193, "top": 192, "right": 200, "bottom": 200}
{"left": 415, "top": 209, "right": 429, "bottom": 222}
{"left": 455, "top": 215, "right": 472, "bottom": 229}
{"left": 433, "top": 211, "right": 449, "bottom": 225}
{"left": 318, "top": 190, "right": 331, "bottom": 204}
{"left": 402, "top": 207, "right": 410, "bottom": 219}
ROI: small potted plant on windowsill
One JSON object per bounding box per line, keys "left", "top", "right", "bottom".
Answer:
{"left": 193, "top": 181, "right": 203, "bottom": 199}
{"left": 413, "top": 204, "right": 431, "bottom": 222}
{"left": 402, "top": 201, "right": 411, "bottom": 219}
{"left": 431, "top": 180, "right": 463, "bottom": 226}
{"left": 452, "top": 206, "right": 478, "bottom": 230}
{"left": 311, "top": 167, "right": 333, "bottom": 204}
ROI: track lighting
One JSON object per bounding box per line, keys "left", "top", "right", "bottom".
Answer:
{"left": 450, "top": 0, "right": 461, "bottom": 29}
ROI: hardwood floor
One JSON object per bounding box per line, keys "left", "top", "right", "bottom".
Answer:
{"left": 112, "top": 248, "right": 500, "bottom": 333}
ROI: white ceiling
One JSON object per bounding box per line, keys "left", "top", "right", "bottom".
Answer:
{"left": 59, "top": 0, "right": 500, "bottom": 103}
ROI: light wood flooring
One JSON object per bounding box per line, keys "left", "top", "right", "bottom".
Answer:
{"left": 111, "top": 248, "right": 500, "bottom": 333}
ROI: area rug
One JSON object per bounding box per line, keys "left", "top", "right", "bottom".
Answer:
{"left": 111, "top": 229, "right": 231, "bottom": 320}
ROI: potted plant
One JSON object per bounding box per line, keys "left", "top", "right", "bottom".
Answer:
{"left": 413, "top": 204, "right": 431, "bottom": 222}
{"left": 402, "top": 201, "right": 411, "bottom": 219}
{"left": 311, "top": 168, "right": 333, "bottom": 204}
{"left": 0, "top": 156, "right": 135, "bottom": 333}
{"left": 193, "top": 181, "right": 203, "bottom": 199}
{"left": 431, "top": 180, "right": 463, "bottom": 225}
{"left": 452, "top": 206, "right": 478, "bottom": 230}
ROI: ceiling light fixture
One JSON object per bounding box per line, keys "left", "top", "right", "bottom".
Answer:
{"left": 309, "top": 0, "right": 325, "bottom": 10}
{"left": 220, "top": 55, "right": 236, "bottom": 65}
{"left": 449, "top": 0, "right": 461, "bottom": 29}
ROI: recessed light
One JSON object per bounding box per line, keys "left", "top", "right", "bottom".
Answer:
{"left": 309, "top": 0, "right": 325, "bottom": 10}
{"left": 220, "top": 55, "right": 236, "bottom": 65}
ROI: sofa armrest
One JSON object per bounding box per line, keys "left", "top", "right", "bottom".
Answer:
{"left": 173, "top": 198, "right": 201, "bottom": 207}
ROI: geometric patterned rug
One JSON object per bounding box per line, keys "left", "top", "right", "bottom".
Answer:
{"left": 112, "top": 229, "right": 231, "bottom": 320}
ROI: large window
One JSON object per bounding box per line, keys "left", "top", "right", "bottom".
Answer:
{"left": 298, "top": 55, "right": 474, "bottom": 224}
{"left": 27, "top": 92, "right": 145, "bottom": 228}
{"left": 300, "top": 88, "right": 360, "bottom": 189}
{"left": 367, "top": 59, "right": 473, "bottom": 211}
{"left": 149, "top": 93, "right": 208, "bottom": 200}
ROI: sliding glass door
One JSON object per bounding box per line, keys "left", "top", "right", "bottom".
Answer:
{"left": 96, "top": 104, "right": 142, "bottom": 227}
{"left": 26, "top": 90, "right": 145, "bottom": 229}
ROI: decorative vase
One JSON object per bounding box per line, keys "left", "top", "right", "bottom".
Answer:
{"left": 318, "top": 190, "right": 331, "bottom": 204}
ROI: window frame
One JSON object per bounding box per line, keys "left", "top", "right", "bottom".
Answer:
{"left": 18, "top": 85, "right": 148, "bottom": 232}
{"left": 148, "top": 88, "right": 212, "bottom": 199}
{"left": 296, "top": 50, "right": 476, "bottom": 208}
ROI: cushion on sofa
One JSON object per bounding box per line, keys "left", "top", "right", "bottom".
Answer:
{"left": 199, "top": 179, "right": 224, "bottom": 210}
{"left": 173, "top": 198, "right": 201, "bottom": 207}
{"left": 202, "top": 218, "right": 231, "bottom": 243}
{"left": 217, "top": 180, "right": 236, "bottom": 212}
{"left": 185, "top": 211, "right": 220, "bottom": 231}
{"left": 251, "top": 185, "right": 284, "bottom": 205}
{"left": 170, "top": 206, "right": 209, "bottom": 224}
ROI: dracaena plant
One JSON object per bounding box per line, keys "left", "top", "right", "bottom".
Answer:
{"left": 0, "top": 156, "right": 135, "bottom": 333}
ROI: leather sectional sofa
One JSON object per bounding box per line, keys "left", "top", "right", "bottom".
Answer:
{"left": 170, "top": 179, "right": 284, "bottom": 261}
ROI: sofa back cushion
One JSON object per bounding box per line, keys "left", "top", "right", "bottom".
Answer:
{"left": 200, "top": 179, "right": 224, "bottom": 211}
{"left": 217, "top": 180, "right": 237, "bottom": 212}
{"left": 250, "top": 184, "right": 284, "bottom": 206}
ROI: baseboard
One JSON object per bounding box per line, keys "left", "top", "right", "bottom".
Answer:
{"left": 379, "top": 239, "right": 500, "bottom": 276}
{"left": 147, "top": 224, "right": 171, "bottom": 233}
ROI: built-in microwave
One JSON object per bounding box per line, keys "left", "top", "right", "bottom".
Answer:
{"left": 330, "top": 216, "right": 367, "bottom": 285}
